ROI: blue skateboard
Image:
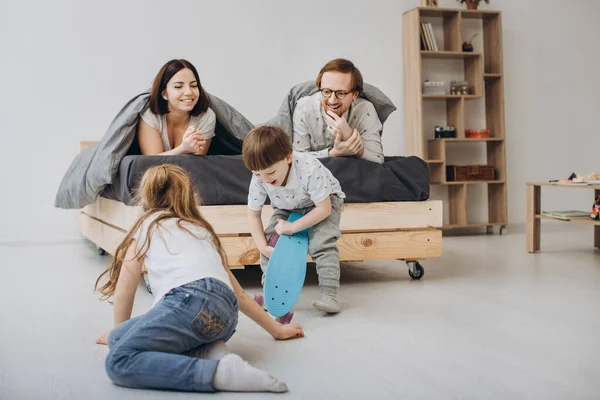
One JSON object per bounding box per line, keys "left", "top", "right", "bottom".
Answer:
{"left": 264, "top": 213, "right": 310, "bottom": 317}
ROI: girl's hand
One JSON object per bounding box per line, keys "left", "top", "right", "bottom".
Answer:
{"left": 96, "top": 331, "right": 109, "bottom": 345}
{"left": 275, "top": 323, "right": 305, "bottom": 340}
{"left": 275, "top": 219, "right": 296, "bottom": 236}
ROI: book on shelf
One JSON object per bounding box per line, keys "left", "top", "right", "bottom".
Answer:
{"left": 420, "top": 23, "right": 438, "bottom": 51}
{"left": 420, "top": 25, "right": 428, "bottom": 50}
{"left": 427, "top": 23, "right": 438, "bottom": 51}
{"left": 541, "top": 210, "right": 591, "bottom": 221}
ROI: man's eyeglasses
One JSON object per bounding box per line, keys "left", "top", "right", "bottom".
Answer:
{"left": 319, "top": 88, "right": 355, "bottom": 100}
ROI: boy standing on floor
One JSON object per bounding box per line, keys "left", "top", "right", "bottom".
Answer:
{"left": 243, "top": 125, "right": 345, "bottom": 314}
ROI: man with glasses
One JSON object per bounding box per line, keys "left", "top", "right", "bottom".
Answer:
{"left": 292, "top": 58, "right": 384, "bottom": 164}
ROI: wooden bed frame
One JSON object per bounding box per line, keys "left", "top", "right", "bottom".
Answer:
{"left": 77, "top": 142, "right": 443, "bottom": 279}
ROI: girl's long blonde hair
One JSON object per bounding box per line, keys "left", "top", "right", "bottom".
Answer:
{"left": 94, "top": 164, "right": 228, "bottom": 300}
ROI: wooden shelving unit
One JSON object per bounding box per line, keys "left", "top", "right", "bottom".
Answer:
{"left": 403, "top": 6, "right": 507, "bottom": 232}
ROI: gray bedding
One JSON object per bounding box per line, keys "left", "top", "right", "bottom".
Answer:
{"left": 55, "top": 81, "right": 426, "bottom": 209}
{"left": 101, "top": 154, "right": 429, "bottom": 205}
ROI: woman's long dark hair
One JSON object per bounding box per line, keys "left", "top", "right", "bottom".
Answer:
{"left": 148, "top": 59, "right": 210, "bottom": 116}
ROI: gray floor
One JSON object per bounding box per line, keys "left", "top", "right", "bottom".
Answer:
{"left": 1, "top": 224, "right": 599, "bottom": 399}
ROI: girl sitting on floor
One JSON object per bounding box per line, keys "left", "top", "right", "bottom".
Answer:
{"left": 95, "top": 164, "right": 304, "bottom": 393}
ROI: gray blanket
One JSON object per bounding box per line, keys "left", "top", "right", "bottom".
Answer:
{"left": 102, "top": 155, "right": 429, "bottom": 205}
{"left": 55, "top": 82, "right": 399, "bottom": 209}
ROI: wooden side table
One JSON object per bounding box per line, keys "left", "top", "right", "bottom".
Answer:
{"left": 526, "top": 182, "right": 600, "bottom": 253}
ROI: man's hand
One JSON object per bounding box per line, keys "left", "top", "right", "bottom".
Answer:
{"left": 275, "top": 323, "right": 305, "bottom": 340}
{"left": 329, "top": 129, "right": 364, "bottom": 158}
{"left": 325, "top": 110, "right": 353, "bottom": 141}
{"left": 275, "top": 219, "right": 296, "bottom": 236}
{"left": 96, "top": 331, "right": 109, "bottom": 345}
{"left": 347, "top": 129, "right": 364, "bottom": 157}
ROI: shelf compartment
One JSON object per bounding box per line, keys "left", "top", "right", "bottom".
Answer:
{"left": 464, "top": 54, "right": 484, "bottom": 97}
{"left": 488, "top": 181, "right": 507, "bottom": 224}
{"left": 423, "top": 94, "right": 482, "bottom": 100}
{"left": 443, "top": 222, "right": 505, "bottom": 229}
{"left": 536, "top": 215, "right": 600, "bottom": 226}
{"left": 485, "top": 78, "right": 505, "bottom": 139}
{"left": 484, "top": 73, "right": 502, "bottom": 80}
{"left": 448, "top": 183, "right": 468, "bottom": 225}
{"left": 486, "top": 141, "right": 506, "bottom": 180}
{"left": 418, "top": 8, "right": 461, "bottom": 52}
{"left": 417, "top": 7, "right": 461, "bottom": 18}
{"left": 421, "top": 51, "right": 482, "bottom": 59}
{"left": 427, "top": 140, "right": 446, "bottom": 184}
{"left": 461, "top": 10, "right": 502, "bottom": 20}
{"left": 429, "top": 138, "right": 503, "bottom": 143}
{"left": 482, "top": 13, "right": 503, "bottom": 74}
{"left": 435, "top": 180, "right": 505, "bottom": 185}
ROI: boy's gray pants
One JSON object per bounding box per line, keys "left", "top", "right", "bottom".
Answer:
{"left": 260, "top": 195, "right": 343, "bottom": 290}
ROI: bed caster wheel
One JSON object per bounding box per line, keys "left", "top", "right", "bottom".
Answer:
{"left": 407, "top": 261, "right": 424, "bottom": 280}
{"left": 97, "top": 247, "right": 107, "bottom": 256}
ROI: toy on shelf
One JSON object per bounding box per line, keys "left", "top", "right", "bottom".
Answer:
{"left": 450, "top": 80, "right": 471, "bottom": 95}
{"left": 462, "top": 33, "right": 478, "bottom": 52}
{"left": 466, "top": 128, "right": 490, "bottom": 139}
{"left": 592, "top": 195, "right": 600, "bottom": 220}
{"left": 435, "top": 125, "right": 456, "bottom": 139}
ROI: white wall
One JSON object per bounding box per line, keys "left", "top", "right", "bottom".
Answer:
{"left": 0, "top": 0, "right": 598, "bottom": 243}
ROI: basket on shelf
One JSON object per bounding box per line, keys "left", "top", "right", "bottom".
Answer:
{"left": 446, "top": 165, "right": 495, "bottom": 182}
{"left": 423, "top": 81, "right": 446, "bottom": 95}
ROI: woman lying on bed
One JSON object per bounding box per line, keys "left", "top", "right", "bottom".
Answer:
{"left": 138, "top": 59, "right": 216, "bottom": 156}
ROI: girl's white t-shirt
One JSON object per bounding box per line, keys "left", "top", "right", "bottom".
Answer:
{"left": 140, "top": 108, "right": 216, "bottom": 151}
{"left": 134, "top": 213, "right": 233, "bottom": 306}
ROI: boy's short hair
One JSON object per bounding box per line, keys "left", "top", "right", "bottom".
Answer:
{"left": 242, "top": 126, "right": 292, "bottom": 171}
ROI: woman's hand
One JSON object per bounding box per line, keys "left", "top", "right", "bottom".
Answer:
{"left": 96, "top": 331, "right": 109, "bottom": 345}
{"left": 274, "top": 323, "right": 305, "bottom": 340}
{"left": 194, "top": 135, "right": 208, "bottom": 155}
{"left": 179, "top": 128, "right": 204, "bottom": 154}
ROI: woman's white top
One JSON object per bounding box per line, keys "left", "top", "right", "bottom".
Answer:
{"left": 140, "top": 108, "right": 216, "bottom": 151}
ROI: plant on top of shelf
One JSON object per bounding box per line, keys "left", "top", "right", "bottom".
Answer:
{"left": 456, "top": 0, "right": 489, "bottom": 11}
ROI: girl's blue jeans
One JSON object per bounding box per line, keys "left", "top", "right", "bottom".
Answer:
{"left": 105, "top": 278, "right": 238, "bottom": 392}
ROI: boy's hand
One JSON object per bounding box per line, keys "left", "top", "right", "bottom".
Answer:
{"left": 261, "top": 245, "right": 274, "bottom": 258}
{"left": 275, "top": 323, "right": 305, "bottom": 340}
{"left": 96, "top": 331, "right": 109, "bottom": 345}
{"left": 275, "top": 219, "right": 296, "bottom": 236}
